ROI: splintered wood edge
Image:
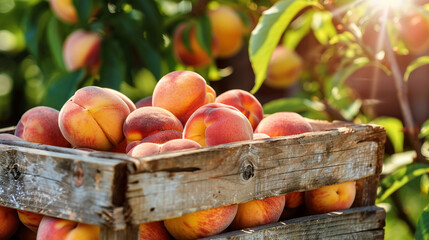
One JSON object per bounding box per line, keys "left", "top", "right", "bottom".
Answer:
{"left": 202, "top": 206, "right": 386, "bottom": 240}
{"left": 0, "top": 142, "right": 131, "bottom": 228}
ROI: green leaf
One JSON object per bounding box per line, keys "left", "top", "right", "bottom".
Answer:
{"left": 182, "top": 23, "right": 194, "bottom": 53}
{"left": 422, "top": 141, "right": 429, "bottom": 159}
{"left": 382, "top": 151, "right": 416, "bottom": 175}
{"left": 47, "top": 15, "right": 65, "bottom": 70}
{"left": 416, "top": 204, "right": 429, "bottom": 240}
{"left": 282, "top": 9, "right": 314, "bottom": 50}
{"left": 196, "top": 15, "right": 213, "bottom": 57}
{"left": 42, "top": 70, "right": 86, "bottom": 110}
{"left": 371, "top": 117, "right": 404, "bottom": 153}
{"left": 72, "top": 0, "right": 97, "bottom": 24}
{"left": 377, "top": 163, "right": 429, "bottom": 203}
{"left": 139, "top": 40, "right": 162, "bottom": 80}
{"left": 420, "top": 119, "right": 429, "bottom": 139}
{"left": 98, "top": 39, "right": 127, "bottom": 90}
{"left": 341, "top": 99, "right": 362, "bottom": 121}
{"left": 404, "top": 56, "right": 429, "bottom": 82}
{"left": 24, "top": 1, "right": 50, "bottom": 60}
{"left": 332, "top": 57, "right": 370, "bottom": 86}
{"left": 311, "top": 11, "right": 337, "bottom": 45}
{"left": 131, "top": 0, "right": 163, "bottom": 46}
{"left": 249, "top": 0, "right": 322, "bottom": 94}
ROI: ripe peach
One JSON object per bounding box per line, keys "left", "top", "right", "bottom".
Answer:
{"left": 215, "top": 89, "right": 263, "bottom": 130}
{"left": 305, "top": 181, "right": 356, "bottom": 215}
{"left": 254, "top": 112, "right": 312, "bottom": 137}
{"left": 123, "top": 106, "right": 183, "bottom": 145}
{"left": 0, "top": 133, "right": 22, "bottom": 141}
{"left": 59, "top": 86, "right": 130, "bottom": 150}
{"left": 229, "top": 196, "right": 285, "bottom": 230}
{"left": 399, "top": 13, "right": 429, "bottom": 54}
{"left": 49, "top": 0, "right": 78, "bottom": 24}
{"left": 36, "top": 216, "right": 99, "bottom": 240}
{"left": 183, "top": 103, "right": 253, "bottom": 147}
{"left": 103, "top": 88, "right": 136, "bottom": 113}
{"left": 173, "top": 22, "right": 216, "bottom": 68}
{"left": 164, "top": 204, "right": 238, "bottom": 240}
{"left": 17, "top": 210, "right": 44, "bottom": 232}
{"left": 265, "top": 46, "right": 303, "bottom": 89}
{"left": 152, "top": 71, "right": 216, "bottom": 125}
{"left": 253, "top": 133, "right": 270, "bottom": 140}
{"left": 128, "top": 139, "right": 201, "bottom": 158}
{"left": 14, "top": 223, "right": 38, "bottom": 240}
{"left": 0, "top": 206, "right": 19, "bottom": 239}
{"left": 63, "top": 30, "right": 102, "bottom": 72}
{"left": 140, "top": 221, "right": 172, "bottom": 240}
{"left": 281, "top": 191, "right": 304, "bottom": 219}
{"left": 15, "top": 106, "right": 70, "bottom": 148}
{"left": 208, "top": 6, "right": 244, "bottom": 58}
{"left": 135, "top": 96, "right": 152, "bottom": 108}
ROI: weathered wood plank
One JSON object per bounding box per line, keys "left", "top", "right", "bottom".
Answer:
{"left": 0, "top": 140, "right": 131, "bottom": 229}
{"left": 100, "top": 224, "right": 139, "bottom": 240}
{"left": 127, "top": 124, "right": 386, "bottom": 224}
{"left": 202, "top": 206, "right": 385, "bottom": 240}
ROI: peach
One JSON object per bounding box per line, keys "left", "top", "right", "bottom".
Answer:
{"left": 152, "top": 71, "right": 216, "bottom": 125}
{"left": 0, "top": 133, "right": 22, "bottom": 141}
{"left": 14, "top": 106, "right": 70, "bottom": 148}
{"left": 183, "top": 103, "right": 253, "bottom": 147}
{"left": 173, "top": 22, "right": 217, "bottom": 68}
{"left": 253, "top": 133, "right": 270, "bottom": 140}
{"left": 399, "top": 13, "right": 429, "bottom": 54}
{"left": 128, "top": 139, "right": 201, "bottom": 158}
{"left": 281, "top": 191, "right": 304, "bottom": 219}
{"left": 59, "top": 86, "right": 130, "bottom": 151}
{"left": 135, "top": 96, "right": 152, "bottom": 108}
{"left": 140, "top": 221, "right": 172, "bottom": 240}
{"left": 123, "top": 106, "right": 183, "bottom": 149}
{"left": 215, "top": 89, "right": 263, "bottom": 130}
{"left": 0, "top": 206, "right": 19, "bottom": 239}
{"left": 36, "top": 216, "right": 99, "bottom": 240}
{"left": 255, "top": 112, "right": 312, "bottom": 137}
{"left": 305, "top": 181, "right": 356, "bottom": 215}
{"left": 208, "top": 6, "right": 244, "bottom": 58}
{"left": 164, "top": 204, "right": 238, "bottom": 240}
{"left": 14, "top": 223, "right": 38, "bottom": 240}
{"left": 63, "top": 30, "right": 102, "bottom": 72}
{"left": 103, "top": 88, "right": 136, "bottom": 113}
{"left": 17, "top": 210, "right": 44, "bottom": 232}
{"left": 265, "top": 46, "right": 303, "bottom": 89}
{"left": 49, "top": 0, "right": 78, "bottom": 24}
{"left": 229, "top": 195, "right": 285, "bottom": 230}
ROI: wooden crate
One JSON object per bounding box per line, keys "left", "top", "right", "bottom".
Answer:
{"left": 0, "top": 120, "right": 386, "bottom": 239}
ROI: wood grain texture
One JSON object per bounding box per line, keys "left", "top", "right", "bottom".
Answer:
{"left": 0, "top": 139, "right": 132, "bottom": 229}
{"left": 126, "top": 124, "right": 386, "bottom": 224}
{"left": 202, "top": 206, "right": 385, "bottom": 240}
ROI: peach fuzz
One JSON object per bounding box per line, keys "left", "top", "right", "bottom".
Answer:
{"left": 123, "top": 106, "right": 183, "bottom": 145}
{"left": 14, "top": 106, "right": 70, "bottom": 148}
{"left": 128, "top": 139, "right": 201, "bottom": 158}
{"left": 36, "top": 216, "right": 99, "bottom": 240}
{"left": 164, "top": 204, "right": 238, "bottom": 240}
{"left": 173, "top": 22, "right": 216, "bottom": 68}
{"left": 103, "top": 88, "right": 136, "bottom": 113}
{"left": 183, "top": 103, "right": 253, "bottom": 147}
{"left": 0, "top": 206, "right": 19, "bottom": 239}
{"left": 59, "top": 86, "right": 130, "bottom": 151}
{"left": 305, "top": 181, "right": 356, "bottom": 215}
{"left": 215, "top": 89, "right": 263, "bottom": 130}
{"left": 208, "top": 6, "right": 244, "bottom": 58}
{"left": 135, "top": 96, "right": 152, "bottom": 108}
{"left": 49, "top": 0, "right": 78, "bottom": 23}
{"left": 266, "top": 46, "right": 303, "bottom": 89}
{"left": 17, "top": 210, "right": 44, "bottom": 232}
{"left": 140, "top": 221, "right": 172, "bottom": 240}
{"left": 152, "top": 71, "right": 216, "bottom": 125}
{"left": 255, "top": 112, "right": 312, "bottom": 137}
{"left": 63, "top": 30, "right": 102, "bottom": 72}
{"left": 229, "top": 195, "right": 285, "bottom": 230}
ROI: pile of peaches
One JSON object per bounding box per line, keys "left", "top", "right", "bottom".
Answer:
{"left": 0, "top": 70, "right": 356, "bottom": 240}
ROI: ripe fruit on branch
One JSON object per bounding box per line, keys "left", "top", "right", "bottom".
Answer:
{"left": 63, "top": 30, "right": 102, "bottom": 72}
{"left": 265, "top": 46, "right": 303, "bottom": 89}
